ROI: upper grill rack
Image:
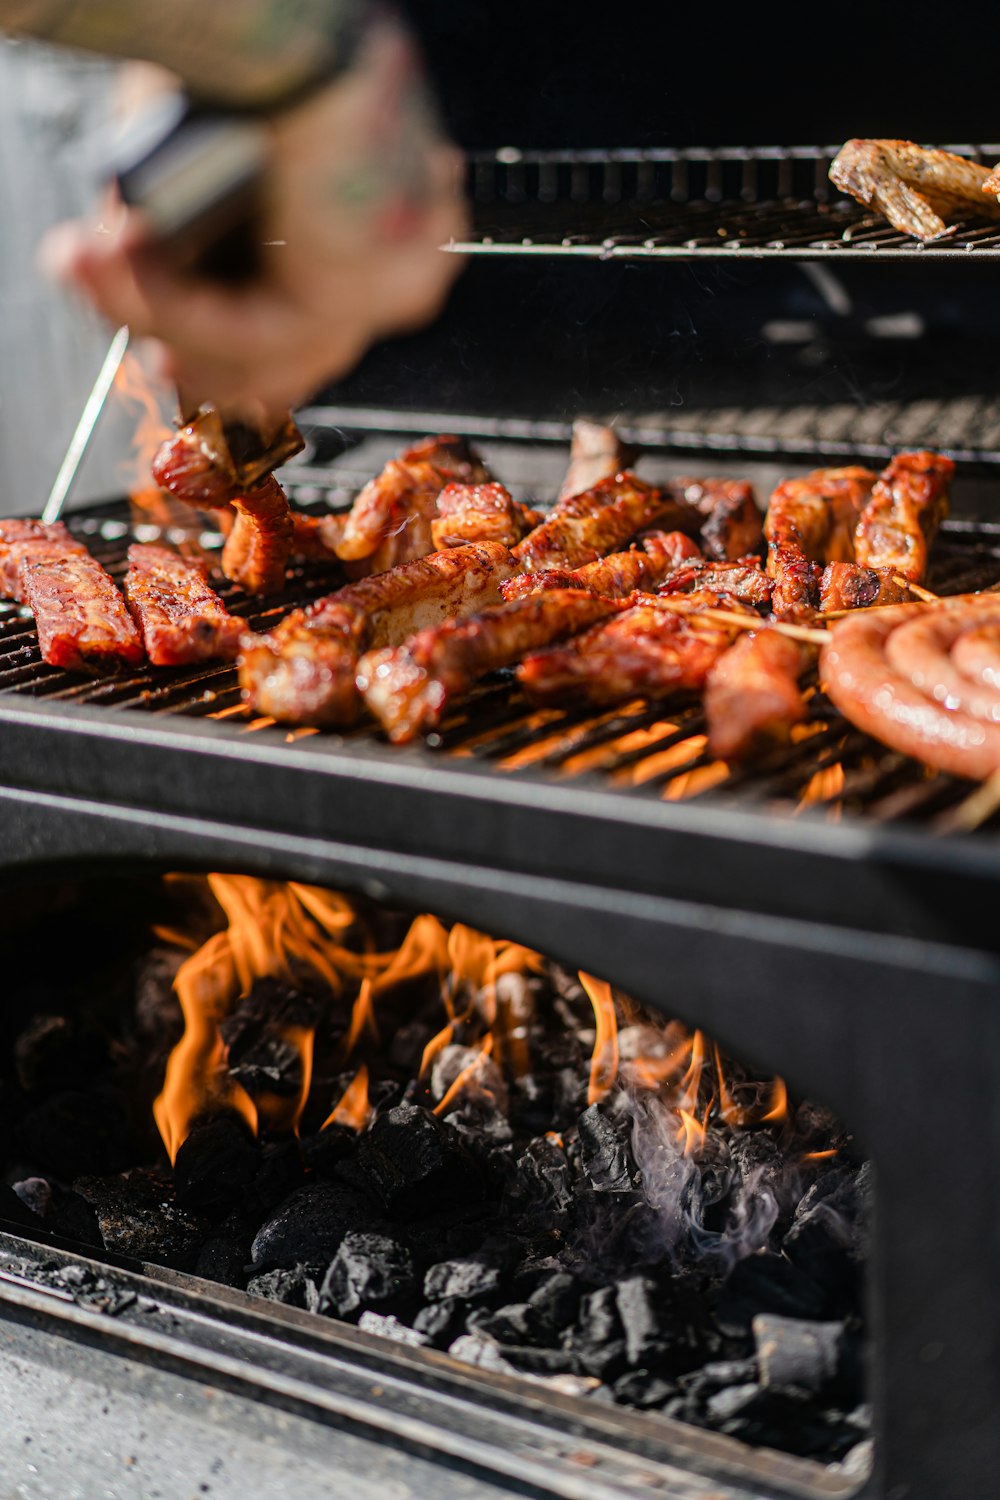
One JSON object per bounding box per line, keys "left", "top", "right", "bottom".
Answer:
{"left": 2, "top": 484, "right": 999, "bottom": 836}
{"left": 457, "top": 145, "right": 1000, "bottom": 260}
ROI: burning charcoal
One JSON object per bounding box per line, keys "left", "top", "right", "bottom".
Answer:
{"left": 356, "top": 1102, "right": 484, "bottom": 1217}
{"left": 319, "top": 1230, "right": 420, "bottom": 1318}
{"left": 577, "top": 1104, "right": 637, "bottom": 1193}
{"left": 222, "top": 978, "right": 324, "bottom": 1100}
{"left": 247, "top": 1266, "right": 322, "bottom": 1312}
{"left": 564, "top": 1285, "right": 628, "bottom": 1380}
{"left": 413, "top": 1297, "right": 466, "bottom": 1346}
{"left": 424, "top": 1257, "right": 501, "bottom": 1303}
{"left": 404, "top": 1206, "right": 493, "bottom": 1266}
{"left": 17, "top": 1089, "right": 132, "bottom": 1177}
{"left": 468, "top": 1302, "right": 543, "bottom": 1346}
{"left": 196, "top": 1229, "right": 252, "bottom": 1288}
{"left": 753, "top": 1313, "right": 845, "bottom": 1397}
{"left": 74, "top": 1168, "right": 206, "bottom": 1270}
{"left": 612, "top": 1370, "right": 679, "bottom": 1409}
{"left": 250, "top": 1180, "right": 383, "bottom": 1270}
{"left": 509, "top": 1135, "right": 574, "bottom": 1216}
{"left": 431, "top": 1044, "right": 509, "bottom": 1115}
{"left": 173, "top": 1115, "right": 260, "bottom": 1216}
{"left": 0, "top": 1180, "right": 42, "bottom": 1230}
{"left": 246, "top": 1137, "right": 307, "bottom": 1217}
{"left": 388, "top": 1020, "right": 434, "bottom": 1075}
{"left": 357, "top": 1311, "right": 431, "bottom": 1347}
{"left": 495, "top": 1343, "right": 580, "bottom": 1376}
{"left": 783, "top": 1167, "right": 870, "bottom": 1290}
{"left": 11, "top": 1176, "right": 50, "bottom": 1218}
{"left": 706, "top": 1383, "right": 763, "bottom": 1422}
{"left": 615, "top": 1275, "right": 669, "bottom": 1367}
{"left": 526, "top": 1271, "right": 580, "bottom": 1334}
{"left": 11, "top": 1178, "right": 103, "bottom": 1250}
{"left": 300, "top": 1123, "right": 357, "bottom": 1178}
{"left": 717, "top": 1252, "right": 828, "bottom": 1333}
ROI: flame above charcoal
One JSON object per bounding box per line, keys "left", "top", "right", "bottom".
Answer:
{"left": 112, "top": 354, "right": 213, "bottom": 553}
{"left": 323, "top": 1065, "right": 372, "bottom": 1132}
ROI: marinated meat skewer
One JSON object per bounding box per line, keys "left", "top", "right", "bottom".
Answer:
{"left": 819, "top": 562, "right": 915, "bottom": 613}
{"left": 0, "top": 519, "right": 88, "bottom": 600}
{"left": 220, "top": 477, "right": 296, "bottom": 596}
{"left": 360, "top": 590, "right": 623, "bottom": 744}
{"left": 705, "top": 630, "right": 808, "bottom": 761}
{"left": 558, "top": 420, "right": 634, "bottom": 501}
{"left": 19, "top": 549, "right": 144, "bottom": 671}
{"left": 853, "top": 450, "right": 952, "bottom": 581}
{"left": 657, "top": 555, "right": 772, "bottom": 607}
{"left": 517, "top": 590, "right": 756, "bottom": 709}
{"left": 665, "top": 478, "right": 763, "bottom": 561}
{"left": 122, "top": 545, "right": 244, "bottom": 667}
{"left": 513, "top": 472, "right": 674, "bottom": 573}
{"left": 431, "top": 483, "right": 542, "bottom": 551}
{"left": 829, "top": 140, "right": 1000, "bottom": 241}
{"left": 500, "top": 531, "right": 701, "bottom": 601}
{"left": 764, "top": 466, "right": 877, "bottom": 620}
{"left": 239, "top": 541, "right": 517, "bottom": 726}
{"left": 336, "top": 436, "right": 489, "bottom": 570}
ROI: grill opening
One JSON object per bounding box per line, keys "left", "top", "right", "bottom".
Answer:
{"left": 0, "top": 870, "right": 871, "bottom": 1496}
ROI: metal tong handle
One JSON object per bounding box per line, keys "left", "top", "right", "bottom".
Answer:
{"left": 42, "top": 326, "right": 131, "bottom": 524}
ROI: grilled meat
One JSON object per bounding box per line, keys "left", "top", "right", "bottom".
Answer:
{"left": 0, "top": 519, "right": 87, "bottom": 600}
{"left": 360, "top": 589, "right": 621, "bottom": 744}
{"left": 152, "top": 414, "right": 240, "bottom": 509}
{"left": 122, "top": 544, "right": 243, "bottom": 666}
{"left": 666, "top": 478, "right": 763, "bottom": 561}
{"left": 853, "top": 450, "right": 952, "bottom": 582}
{"left": 764, "top": 467, "right": 877, "bottom": 619}
{"left": 239, "top": 541, "right": 516, "bottom": 726}
{"left": 705, "top": 630, "right": 807, "bottom": 761}
{"left": 819, "top": 561, "right": 914, "bottom": 612}
{"left": 19, "top": 549, "right": 143, "bottom": 672}
{"left": 290, "top": 511, "right": 347, "bottom": 561}
{"left": 431, "top": 483, "right": 542, "bottom": 551}
{"left": 500, "top": 531, "right": 701, "bottom": 602}
{"left": 220, "top": 477, "right": 296, "bottom": 595}
{"left": 513, "top": 472, "right": 670, "bottom": 573}
{"left": 517, "top": 589, "right": 754, "bottom": 709}
{"left": 822, "top": 597, "right": 1000, "bottom": 781}
{"left": 658, "top": 555, "right": 772, "bottom": 607}
{"left": 336, "top": 436, "right": 488, "bottom": 566}
{"left": 829, "top": 140, "right": 1000, "bottom": 241}
{"left": 558, "top": 420, "right": 634, "bottom": 501}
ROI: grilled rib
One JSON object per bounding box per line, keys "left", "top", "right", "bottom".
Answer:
{"left": 19, "top": 549, "right": 143, "bottom": 671}
{"left": 705, "top": 630, "right": 807, "bottom": 761}
{"left": 336, "top": 435, "right": 488, "bottom": 567}
{"left": 122, "top": 544, "right": 244, "bottom": 666}
{"left": 239, "top": 541, "right": 516, "bottom": 726}
{"left": 513, "top": 472, "right": 672, "bottom": 573}
{"left": 359, "top": 589, "right": 621, "bottom": 744}
{"left": 500, "top": 531, "right": 701, "bottom": 601}
{"left": 0, "top": 519, "right": 87, "bottom": 600}
{"left": 829, "top": 140, "right": 1000, "bottom": 241}
{"left": 516, "top": 590, "right": 755, "bottom": 708}
{"left": 220, "top": 477, "right": 295, "bottom": 595}
{"left": 764, "top": 467, "right": 877, "bottom": 619}
{"left": 853, "top": 450, "right": 952, "bottom": 581}
{"left": 431, "top": 483, "right": 543, "bottom": 551}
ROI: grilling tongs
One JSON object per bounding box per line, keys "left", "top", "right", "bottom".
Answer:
{"left": 44, "top": 92, "right": 304, "bottom": 522}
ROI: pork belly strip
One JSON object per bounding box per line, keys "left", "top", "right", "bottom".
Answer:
{"left": 220, "top": 477, "right": 295, "bottom": 595}
{"left": 658, "top": 555, "right": 772, "bottom": 607}
{"left": 359, "top": 589, "right": 621, "bottom": 744}
{"left": 764, "top": 467, "right": 877, "bottom": 620}
{"left": 19, "top": 550, "right": 143, "bottom": 671}
{"left": 499, "top": 531, "right": 701, "bottom": 602}
{"left": 513, "top": 472, "right": 675, "bottom": 573}
{"left": 122, "top": 544, "right": 243, "bottom": 666}
{"left": 884, "top": 601, "right": 1000, "bottom": 725}
{"left": 853, "top": 450, "right": 952, "bottom": 582}
{"left": 336, "top": 435, "right": 488, "bottom": 566}
{"left": 431, "top": 483, "right": 543, "bottom": 551}
{"left": 517, "top": 590, "right": 754, "bottom": 709}
{"left": 821, "top": 598, "right": 1000, "bottom": 781}
{"left": 0, "top": 519, "right": 87, "bottom": 600}
{"left": 665, "top": 478, "right": 763, "bottom": 561}
{"left": 705, "top": 630, "right": 808, "bottom": 761}
{"left": 819, "top": 561, "right": 914, "bottom": 613}
{"left": 829, "top": 140, "right": 1000, "bottom": 241}
{"left": 558, "top": 420, "right": 635, "bottom": 502}
{"left": 239, "top": 541, "right": 516, "bottom": 726}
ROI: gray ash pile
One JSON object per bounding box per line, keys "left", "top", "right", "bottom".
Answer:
{"left": 0, "top": 875, "right": 871, "bottom": 1470}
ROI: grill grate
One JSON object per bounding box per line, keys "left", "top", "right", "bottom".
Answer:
{"left": 4, "top": 485, "right": 1000, "bottom": 835}
{"left": 457, "top": 145, "right": 1000, "bottom": 260}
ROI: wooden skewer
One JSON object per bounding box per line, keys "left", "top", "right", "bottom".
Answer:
{"left": 938, "top": 766, "right": 1000, "bottom": 834}
{"left": 892, "top": 575, "right": 939, "bottom": 602}
{"left": 656, "top": 599, "right": 830, "bottom": 645}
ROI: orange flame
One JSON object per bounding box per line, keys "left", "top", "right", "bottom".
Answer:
{"left": 676, "top": 1105, "right": 708, "bottom": 1156}
{"left": 323, "top": 1065, "right": 372, "bottom": 1132}
{"left": 762, "top": 1076, "right": 789, "bottom": 1123}
{"left": 579, "top": 972, "right": 620, "bottom": 1105}
{"left": 254, "top": 1024, "right": 315, "bottom": 1136}
{"left": 433, "top": 1034, "right": 495, "bottom": 1115}
{"left": 803, "top": 1147, "right": 838, "bottom": 1162}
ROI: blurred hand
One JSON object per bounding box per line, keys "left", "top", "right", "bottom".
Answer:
{"left": 41, "top": 24, "right": 466, "bottom": 421}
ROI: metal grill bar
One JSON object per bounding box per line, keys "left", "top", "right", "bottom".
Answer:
{"left": 457, "top": 145, "right": 1000, "bottom": 260}
{"left": 1, "top": 491, "right": 999, "bottom": 836}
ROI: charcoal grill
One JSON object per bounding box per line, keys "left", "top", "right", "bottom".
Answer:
{"left": 3, "top": 147, "right": 1000, "bottom": 1500}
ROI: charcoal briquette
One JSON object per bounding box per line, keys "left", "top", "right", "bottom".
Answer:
{"left": 357, "top": 1310, "right": 431, "bottom": 1347}
{"left": 173, "top": 1115, "right": 260, "bottom": 1217}
{"left": 717, "top": 1252, "right": 828, "bottom": 1333}
{"left": 0, "top": 1180, "right": 41, "bottom": 1230}
{"left": 250, "top": 1181, "right": 382, "bottom": 1270}
{"left": 526, "top": 1271, "right": 580, "bottom": 1333}
{"left": 413, "top": 1297, "right": 466, "bottom": 1345}
{"left": 577, "top": 1104, "right": 636, "bottom": 1193}
{"left": 467, "top": 1302, "right": 543, "bottom": 1346}
{"left": 320, "top": 1230, "right": 419, "bottom": 1317}
{"left": 74, "top": 1168, "right": 206, "bottom": 1270}
{"left": 447, "top": 1332, "right": 518, "bottom": 1374}
{"left": 424, "top": 1257, "right": 501, "bottom": 1303}
{"left": 357, "top": 1102, "right": 483, "bottom": 1217}
{"left": 706, "top": 1383, "right": 763, "bottom": 1422}
{"left": 754, "top": 1313, "right": 844, "bottom": 1396}
{"left": 615, "top": 1275, "right": 668, "bottom": 1367}
{"left": 246, "top": 1266, "right": 322, "bottom": 1311}
{"left": 611, "top": 1370, "right": 679, "bottom": 1409}
{"left": 564, "top": 1285, "right": 628, "bottom": 1379}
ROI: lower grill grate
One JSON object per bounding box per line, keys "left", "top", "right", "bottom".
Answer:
{"left": 4, "top": 487, "right": 1000, "bottom": 835}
